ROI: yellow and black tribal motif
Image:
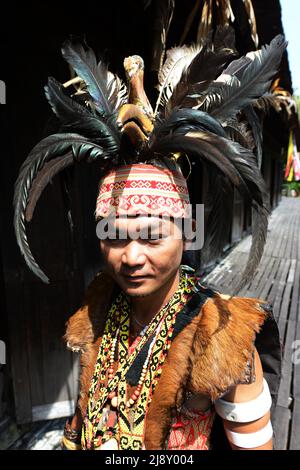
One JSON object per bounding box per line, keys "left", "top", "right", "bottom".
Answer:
{"left": 82, "top": 268, "right": 200, "bottom": 450}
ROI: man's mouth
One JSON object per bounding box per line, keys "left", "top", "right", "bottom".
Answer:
{"left": 122, "top": 274, "right": 151, "bottom": 281}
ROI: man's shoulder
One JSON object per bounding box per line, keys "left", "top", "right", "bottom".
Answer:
{"left": 190, "top": 279, "right": 271, "bottom": 330}
{"left": 64, "top": 271, "right": 115, "bottom": 352}
{"left": 189, "top": 284, "right": 271, "bottom": 400}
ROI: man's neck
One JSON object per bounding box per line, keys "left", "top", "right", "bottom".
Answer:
{"left": 130, "top": 269, "right": 180, "bottom": 326}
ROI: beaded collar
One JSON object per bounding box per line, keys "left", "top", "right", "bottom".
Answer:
{"left": 81, "top": 266, "right": 212, "bottom": 450}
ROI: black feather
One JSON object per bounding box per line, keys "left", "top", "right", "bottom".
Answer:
{"left": 152, "top": 108, "right": 227, "bottom": 142}
{"left": 242, "top": 105, "right": 263, "bottom": 169}
{"left": 25, "top": 154, "right": 74, "bottom": 222}
{"left": 13, "top": 133, "right": 107, "bottom": 283}
{"left": 201, "top": 35, "right": 287, "bottom": 122}
{"left": 61, "top": 39, "right": 127, "bottom": 117}
{"left": 224, "top": 118, "right": 255, "bottom": 150}
{"left": 166, "top": 41, "right": 236, "bottom": 113}
{"left": 44, "top": 77, "right": 121, "bottom": 155}
{"left": 201, "top": 171, "right": 234, "bottom": 264}
{"left": 222, "top": 55, "right": 252, "bottom": 78}
{"left": 232, "top": 204, "right": 270, "bottom": 294}
{"left": 145, "top": 132, "right": 267, "bottom": 207}
{"left": 143, "top": 131, "right": 269, "bottom": 283}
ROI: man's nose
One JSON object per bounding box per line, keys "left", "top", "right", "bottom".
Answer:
{"left": 121, "top": 240, "right": 146, "bottom": 266}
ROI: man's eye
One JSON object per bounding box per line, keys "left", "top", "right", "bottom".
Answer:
{"left": 147, "top": 234, "right": 167, "bottom": 241}
{"left": 104, "top": 237, "right": 126, "bottom": 244}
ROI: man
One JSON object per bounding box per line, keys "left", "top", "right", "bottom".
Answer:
{"left": 60, "top": 161, "right": 274, "bottom": 450}
{"left": 13, "top": 32, "right": 284, "bottom": 450}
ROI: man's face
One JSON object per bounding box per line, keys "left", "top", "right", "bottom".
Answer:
{"left": 99, "top": 216, "right": 184, "bottom": 297}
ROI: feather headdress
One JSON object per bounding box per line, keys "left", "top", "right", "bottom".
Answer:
{"left": 13, "top": 30, "right": 287, "bottom": 292}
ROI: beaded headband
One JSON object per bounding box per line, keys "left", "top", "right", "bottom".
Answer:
{"left": 95, "top": 163, "right": 191, "bottom": 219}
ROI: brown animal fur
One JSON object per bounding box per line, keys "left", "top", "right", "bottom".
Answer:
{"left": 64, "top": 272, "right": 115, "bottom": 415}
{"left": 144, "top": 293, "right": 266, "bottom": 449}
{"left": 64, "top": 272, "right": 268, "bottom": 449}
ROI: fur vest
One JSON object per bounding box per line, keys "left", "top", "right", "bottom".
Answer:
{"left": 64, "top": 271, "right": 281, "bottom": 450}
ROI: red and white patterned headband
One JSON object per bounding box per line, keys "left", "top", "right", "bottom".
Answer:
{"left": 95, "top": 163, "right": 191, "bottom": 219}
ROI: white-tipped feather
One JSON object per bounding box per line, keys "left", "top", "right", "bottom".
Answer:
{"left": 201, "top": 35, "right": 287, "bottom": 121}
{"left": 155, "top": 45, "right": 202, "bottom": 114}
{"left": 61, "top": 40, "right": 128, "bottom": 116}
{"left": 106, "top": 71, "right": 128, "bottom": 111}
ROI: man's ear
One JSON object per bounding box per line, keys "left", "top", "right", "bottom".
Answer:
{"left": 183, "top": 218, "right": 197, "bottom": 251}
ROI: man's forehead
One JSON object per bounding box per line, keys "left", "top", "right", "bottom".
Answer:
{"left": 112, "top": 215, "right": 172, "bottom": 228}
{"left": 96, "top": 214, "right": 184, "bottom": 241}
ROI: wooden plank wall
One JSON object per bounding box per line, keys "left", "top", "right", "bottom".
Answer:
{"left": 0, "top": 7, "right": 159, "bottom": 424}
{"left": 0, "top": 37, "right": 89, "bottom": 423}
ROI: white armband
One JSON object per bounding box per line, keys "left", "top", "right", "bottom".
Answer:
{"left": 225, "top": 420, "right": 273, "bottom": 448}
{"left": 214, "top": 378, "right": 272, "bottom": 422}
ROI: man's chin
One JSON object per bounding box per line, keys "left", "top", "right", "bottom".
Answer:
{"left": 128, "top": 292, "right": 151, "bottom": 297}
{"left": 121, "top": 282, "right": 160, "bottom": 298}
{"left": 124, "top": 287, "right": 156, "bottom": 298}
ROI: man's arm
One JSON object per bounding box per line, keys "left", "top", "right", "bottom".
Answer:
{"left": 215, "top": 348, "right": 273, "bottom": 450}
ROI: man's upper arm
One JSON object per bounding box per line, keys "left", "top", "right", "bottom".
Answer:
{"left": 214, "top": 348, "right": 273, "bottom": 450}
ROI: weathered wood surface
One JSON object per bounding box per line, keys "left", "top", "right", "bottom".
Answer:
{"left": 203, "top": 196, "right": 300, "bottom": 450}
{"left": 0, "top": 417, "right": 65, "bottom": 450}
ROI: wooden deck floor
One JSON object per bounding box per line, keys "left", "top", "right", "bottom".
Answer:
{"left": 0, "top": 416, "right": 65, "bottom": 450}
{"left": 1, "top": 196, "right": 299, "bottom": 450}
{"left": 203, "top": 196, "right": 300, "bottom": 450}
